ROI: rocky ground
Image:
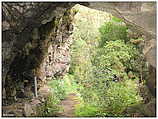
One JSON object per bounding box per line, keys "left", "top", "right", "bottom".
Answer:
{"left": 2, "top": 84, "right": 52, "bottom": 117}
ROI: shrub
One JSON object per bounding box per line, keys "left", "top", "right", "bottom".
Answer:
{"left": 61, "top": 74, "right": 81, "bottom": 94}
{"left": 70, "top": 38, "right": 93, "bottom": 84}
{"left": 93, "top": 40, "right": 134, "bottom": 81}
{"left": 38, "top": 74, "right": 81, "bottom": 117}
{"left": 97, "top": 80, "right": 142, "bottom": 116}
{"left": 99, "top": 21, "right": 128, "bottom": 47}
{"left": 75, "top": 103, "right": 99, "bottom": 117}
{"left": 37, "top": 95, "right": 60, "bottom": 117}
{"left": 69, "top": 6, "right": 144, "bottom": 117}
{"left": 48, "top": 79, "right": 66, "bottom": 100}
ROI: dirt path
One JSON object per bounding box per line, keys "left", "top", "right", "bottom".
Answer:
{"left": 56, "top": 93, "right": 80, "bottom": 117}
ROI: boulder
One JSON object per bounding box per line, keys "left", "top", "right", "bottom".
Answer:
{"left": 143, "top": 98, "right": 156, "bottom": 117}
{"left": 24, "top": 103, "right": 34, "bottom": 116}
{"left": 124, "top": 98, "right": 156, "bottom": 117}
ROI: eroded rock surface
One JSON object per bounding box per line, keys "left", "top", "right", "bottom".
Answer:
{"left": 2, "top": 3, "right": 75, "bottom": 103}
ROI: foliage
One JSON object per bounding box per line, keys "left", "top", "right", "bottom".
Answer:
{"left": 70, "top": 8, "right": 144, "bottom": 117}
{"left": 48, "top": 74, "right": 81, "bottom": 99}
{"left": 75, "top": 103, "right": 99, "bottom": 117}
{"left": 38, "top": 74, "right": 81, "bottom": 117}
{"left": 99, "top": 21, "right": 128, "bottom": 47}
{"left": 61, "top": 74, "right": 81, "bottom": 94}
{"left": 111, "top": 16, "right": 124, "bottom": 23}
{"left": 37, "top": 95, "right": 60, "bottom": 117}
{"left": 48, "top": 79, "right": 66, "bottom": 100}
{"left": 93, "top": 39, "right": 141, "bottom": 79}
{"left": 40, "top": 5, "right": 146, "bottom": 117}
{"left": 69, "top": 38, "right": 94, "bottom": 87}
{"left": 97, "top": 80, "right": 142, "bottom": 116}
{"left": 75, "top": 80, "right": 142, "bottom": 117}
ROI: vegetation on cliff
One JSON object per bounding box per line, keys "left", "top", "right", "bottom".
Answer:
{"left": 38, "top": 4, "right": 148, "bottom": 117}
{"left": 69, "top": 5, "right": 145, "bottom": 117}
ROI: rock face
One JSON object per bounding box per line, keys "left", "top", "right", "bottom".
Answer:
{"left": 2, "top": 2, "right": 77, "bottom": 104}
{"left": 2, "top": 2, "right": 79, "bottom": 117}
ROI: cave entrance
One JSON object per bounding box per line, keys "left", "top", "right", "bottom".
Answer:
{"left": 2, "top": 2, "right": 156, "bottom": 117}
{"left": 45, "top": 4, "right": 154, "bottom": 117}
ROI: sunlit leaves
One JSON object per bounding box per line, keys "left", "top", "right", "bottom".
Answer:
{"left": 99, "top": 22, "right": 128, "bottom": 47}
{"left": 69, "top": 5, "right": 144, "bottom": 117}
{"left": 98, "top": 80, "right": 142, "bottom": 116}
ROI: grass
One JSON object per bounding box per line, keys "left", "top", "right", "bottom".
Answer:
{"left": 75, "top": 103, "right": 100, "bottom": 117}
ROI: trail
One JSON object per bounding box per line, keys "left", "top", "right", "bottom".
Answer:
{"left": 56, "top": 93, "right": 80, "bottom": 117}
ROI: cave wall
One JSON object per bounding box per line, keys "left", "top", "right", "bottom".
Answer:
{"left": 2, "top": 2, "right": 79, "bottom": 103}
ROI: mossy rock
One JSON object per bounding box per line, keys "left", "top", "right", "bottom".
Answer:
{"left": 141, "top": 98, "right": 156, "bottom": 117}
{"left": 125, "top": 98, "right": 156, "bottom": 117}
